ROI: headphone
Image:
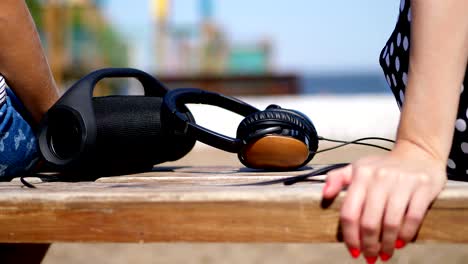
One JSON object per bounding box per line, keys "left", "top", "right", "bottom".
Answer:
{"left": 38, "top": 68, "right": 319, "bottom": 176}
{"left": 162, "top": 88, "right": 319, "bottom": 170}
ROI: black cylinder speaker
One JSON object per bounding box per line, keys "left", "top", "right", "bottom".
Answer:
{"left": 38, "top": 68, "right": 196, "bottom": 176}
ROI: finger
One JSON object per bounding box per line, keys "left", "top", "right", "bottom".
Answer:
{"left": 360, "top": 171, "right": 394, "bottom": 258}
{"left": 340, "top": 166, "right": 373, "bottom": 255}
{"left": 380, "top": 175, "right": 415, "bottom": 259}
{"left": 323, "top": 165, "right": 352, "bottom": 199}
{"left": 398, "top": 186, "right": 434, "bottom": 242}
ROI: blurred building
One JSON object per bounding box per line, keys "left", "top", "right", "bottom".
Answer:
{"left": 152, "top": 0, "right": 297, "bottom": 95}
{"left": 25, "top": 0, "right": 296, "bottom": 95}
{"left": 152, "top": 0, "right": 272, "bottom": 76}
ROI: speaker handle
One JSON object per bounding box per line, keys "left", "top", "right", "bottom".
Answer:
{"left": 58, "top": 67, "right": 166, "bottom": 107}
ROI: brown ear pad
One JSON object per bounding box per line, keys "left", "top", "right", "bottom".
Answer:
{"left": 236, "top": 109, "right": 319, "bottom": 170}
{"left": 241, "top": 135, "right": 310, "bottom": 170}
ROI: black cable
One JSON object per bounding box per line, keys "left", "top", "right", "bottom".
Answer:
{"left": 283, "top": 163, "right": 349, "bottom": 185}
{"left": 230, "top": 163, "right": 349, "bottom": 186}
{"left": 20, "top": 176, "right": 36, "bottom": 189}
{"left": 319, "top": 136, "right": 395, "bottom": 144}
{"left": 18, "top": 159, "right": 45, "bottom": 188}
{"left": 315, "top": 136, "right": 395, "bottom": 154}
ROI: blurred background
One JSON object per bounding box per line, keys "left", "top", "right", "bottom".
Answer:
{"left": 27, "top": 1, "right": 451, "bottom": 264}
{"left": 26, "top": 0, "right": 402, "bottom": 141}
{"left": 28, "top": 0, "right": 396, "bottom": 94}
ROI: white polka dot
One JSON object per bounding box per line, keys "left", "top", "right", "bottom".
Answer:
{"left": 399, "top": 89, "right": 405, "bottom": 104}
{"left": 462, "top": 84, "right": 465, "bottom": 93}
{"left": 402, "top": 72, "right": 408, "bottom": 86}
{"left": 395, "top": 57, "right": 400, "bottom": 72}
{"left": 466, "top": 108, "right": 468, "bottom": 119}
{"left": 392, "top": 74, "right": 397, "bottom": 87}
{"left": 456, "top": 119, "right": 467, "bottom": 132}
{"left": 386, "top": 75, "right": 392, "bottom": 87}
{"left": 408, "top": 8, "right": 412, "bottom": 22}
{"left": 397, "top": 33, "right": 402, "bottom": 47}
{"left": 403, "top": 36, "right": 409, "bottom": 51}
{"left": 390, "top": 43, "right": 394, "bottom": 55}
{"left": 462, "top": 142, "right": 468, "bottom": 153}
{"left": 385, "top": 54, "right": 390, "bottom": 67}
{"left": 448, "top": 159, "right": 456, "bottom": 169}
{"left": 382, "top": 46, "right": 388, "bottom": 59}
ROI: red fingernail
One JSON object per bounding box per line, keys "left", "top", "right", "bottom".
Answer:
{"left": 395, "top": 239, "right": 406, "bottom": 249}
{"left": 380, "top": 252, "right": 391, "bottom": 262}
{"left": 365, "top": 256, "right": 378, "bottom": 264}
{"left": 347, "top": 247, "right": 360, "bottom": 258}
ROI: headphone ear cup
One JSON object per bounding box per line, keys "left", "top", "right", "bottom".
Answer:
{"left": 236, "top": 109, "right": 319, "bottom": 170}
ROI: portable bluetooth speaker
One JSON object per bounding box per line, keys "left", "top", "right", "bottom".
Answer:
{"left": 38, "top": 68, "right": 196, "bottom": 176}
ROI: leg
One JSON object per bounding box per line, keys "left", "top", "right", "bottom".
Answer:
{"left": 0, "top": 243, "right": 50, "bottom": 264}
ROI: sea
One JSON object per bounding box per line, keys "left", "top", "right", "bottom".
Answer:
{"left": 300, "top": 72, "right": 391, "bottom": 95}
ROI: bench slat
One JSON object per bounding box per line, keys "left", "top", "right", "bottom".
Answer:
{"left": 1, "top": 166, "right": 467, "bottom": 243}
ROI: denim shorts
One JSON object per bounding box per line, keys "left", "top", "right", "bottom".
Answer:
{"left": 0, "top": 77, "right": 39, "bottom": 180}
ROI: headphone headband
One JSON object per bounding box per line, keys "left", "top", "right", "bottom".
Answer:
{"left": 163, "top": 88, "right": 259, "bottom": 153}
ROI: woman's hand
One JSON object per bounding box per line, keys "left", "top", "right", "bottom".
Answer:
{"left": 322, "top": 140, "right": 447, "bottom": 263}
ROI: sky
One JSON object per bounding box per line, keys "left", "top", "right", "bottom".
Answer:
{"left": 102, "top": 0, "right": 400, "bottom": 74}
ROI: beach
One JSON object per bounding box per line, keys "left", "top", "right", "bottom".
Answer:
{"left": 41, "top": 95, "right": 467, "bottom": 264}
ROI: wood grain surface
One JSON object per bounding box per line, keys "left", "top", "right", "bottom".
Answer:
{"left": 1, "top": 166, "right": 468, "bottom": 243}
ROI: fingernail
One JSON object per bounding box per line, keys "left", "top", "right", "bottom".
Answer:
{"left": 379, "top": 252, "right": 391, "bottom": 262}
{"left": 395, "top": 239, "right": 406, "bottom": 249}
{"left": 365, "top": 256, "right": 378, "bottom": 264}
{"left": 347, "top": 247, "right": 360, "bottom": 258}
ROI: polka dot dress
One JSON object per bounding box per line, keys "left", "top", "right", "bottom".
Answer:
{"left": 380, "top": 0, "right": 468, "bottom": 181}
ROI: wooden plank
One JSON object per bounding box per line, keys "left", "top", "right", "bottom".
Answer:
{"left": 1, "top": 166, "right": 468, "bottom": 243}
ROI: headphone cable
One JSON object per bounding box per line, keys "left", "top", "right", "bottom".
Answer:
{"left": 315, "top": 136, "right": 395, "bottom": 153}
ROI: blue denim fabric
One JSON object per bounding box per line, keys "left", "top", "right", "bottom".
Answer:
{"left": 0, "top": 89, "right": 39, "bottom": 180}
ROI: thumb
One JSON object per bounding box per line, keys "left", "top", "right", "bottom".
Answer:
{"left": 322, "top": 165, "right": 353, "bottom": 199}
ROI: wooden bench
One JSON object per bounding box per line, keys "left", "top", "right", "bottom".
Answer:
{"left": 1, "top": 166, "right": 468, "bottom": 262}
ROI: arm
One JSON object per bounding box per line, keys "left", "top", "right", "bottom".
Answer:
{"left": 397, "top": 0, "right": 468, "bottom": 162}
{"left": 0, "top": 0, "right": 59, "bottom": 123}
{"left": 323, "top": 0, "right": 468, "bottom": 262}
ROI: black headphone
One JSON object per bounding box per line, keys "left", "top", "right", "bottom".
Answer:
{"left": 162, "top": 88, "right": 319, "bottom": 170}
{"left": 38, "top": 68, "right": 319, "bottom": 176}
